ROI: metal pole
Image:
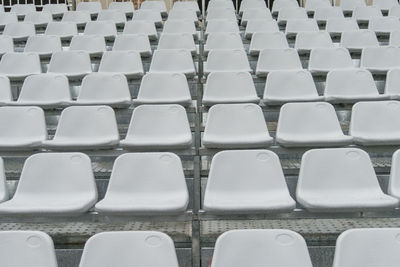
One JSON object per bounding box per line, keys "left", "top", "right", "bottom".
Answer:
{"left": 202, "top": 0, "right": 205, "bottom": 18}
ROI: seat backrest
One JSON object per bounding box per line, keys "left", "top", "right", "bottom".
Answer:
{"left": 69, "top": 35, "right": 106, "bottom": 53}
{"left": 97, "top": 10, "right": 126, "bottom": 23}
{"left": 205, "top": 32, "right": 243, "bottom": 51}
{"left": 0, "top": 36, "right": 14, "bottom": 54}
{"left": 45, "top": 21, "right": 78, "bottom": 37}
{"left": 341, "top": 30, "right": 379, "bottom": 49}
{"left": 3, "top": 22, "right": 35, "bottom": 38}
{"left": 76, "top": 1, "right": 102, "bottom": 14}
{"left": 24, "top": 11, "right": 52, "bottom": 25}
{"left": 42, "top": 3, "right": 68, "bottom": 15}
{"left": 0, "top": 157, "right": 8, "bottom": 202}
{"left": 61, "top": 11, "right": 91, "bottom": 24}
{"left": 0, "top": 75, "right": 11, "bottom": 102}
{"left": 24, "top": 35, "right": 62, "bottom": 55}
{"left": 0, "top": 52, "right": 41, "bottom": 76}
{"left": 84, "top": 21, "right": 117, "bottom": 37}
{"left": 108, "top": 1, "right": 135, "bottom": 13}
{"left": 314, "top": 7, "right": 345, "bottom": 20}
{"left": 206, "top": 50, "right": 251, "bottom": 72}
{"left": 10, "top": 4, "right": 36, "bottom": 16}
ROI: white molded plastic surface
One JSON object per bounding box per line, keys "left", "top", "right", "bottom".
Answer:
{"left": 42, "top": 106, "right": 119, "bottom": 149}
{"left": 389, "top": 30, "right": 400, "bottom": 46}
{"left": 173, "top": 1, "right": 200, "bottom": 12}
{"left": 48, "top": 51, "right": 92, "bottom": 78}
{"left": 206, "top": 7, "right": 237, "bottom": 21}
{"left": 272, "top": 0, "right": 299, "bottom": 14}
{"left": 240, "top": 0, "right": 267, "bottom": 13}
{"left": 211, "top": 229, "right": 313, "bottom": 267}
{"left": 84, "top": 21, "right": 117, "bottom": 39}
{"left": 297, "top": 148, "right": 399, "bottom": 212}
{"left": 305, "top": 0, "right": 331, "bottom": 12}
{"left": 133, "top": 9, "right": 162, "bottom": 27}
{"left": 69, "top": 35, "right": 106, "bottom": 56}
{"left": 0, "top": 157, "right": 8, "bottom": 203}
{"left": 168, "top": 9, "right": 198, "bottom": 23}
{"left": 79, "top": 231, "right": 179, "bottom": 267}
{"left": 245, "top": 19, "right": 279, "bottom": 39}
{"left": 61, "top": 11, "right": 91, "bottom": 26}
{"left": 123, "top": 20, "right": 158, "bottom": 40}
{"left": 264, "top": 70, "right": 322, "bottom": 104}
{"left": 76, "top": 73, "right": 131, "bottom": 107}
{"left": 389, "top": 5, "right": 400, "bottom": 16}
{"left": 42, "top": 4, "right": 68, "bottom": 16}
{"left": 203, "top": 103, "right": 273, "bottom": 148}
{"left": 360, "top": 46, "right": 400, "bottom": 73}
{"left": 373, "top": 0, "right": 399, "bottom": 10}
{"left": 134, "top": 73, "right": 192, "bottom": 106}
{"left": 314, "top": 7, "right": 345, "bottom": 22}
{"left": 0, "top": 52, "right": 41, "bottom": 80}
{"left": 385, "top": 68, "right": 400, "bottom": 98}
{"left": 95, "top": 153, "right": 189, "bottom": 214}
{"left": 277, "top": 102, "right": 353, "bottom": 147}
{"left": 163, "top": 19, "right": 197, "bottom": 38}
{"left": 308, "top": 47, "right": 354, "bottom": 74}
{"left": 277, "top": 7, "right": 308, "bottom": 24}
{"left": 24, "top": 11, "right": 52, "bottom": 26}
{"left": 295, "top": 31, "right": 334, "bottom": 52}
{"left": 340, "top": 30, "right": 379, "bottom": 52}
{"left": 204, "top": 50, "right": 251, "bottom": 74}
{"left": 353, "top": 6, "right": 383, "bottom": 22}
{"left": 369, "top": 16, "right": 400, "bottom": 34}
{"left": 0, "top": 231, "right": 57, "bottom": 267}
{"left": 149, "top": 49, "right": 196, "bottom": 77}
{"left": 350, "top": 100, "right": 400, "bottom": 145}
{"left": 120, "top": 104, "right": 192, "bottom": 149}
{"left": 326, "top": 18, "right": 359, "bottom": 35}
{"left": 249, "top": 32, "right": 289, "bottom": 55}
{"left": 389, "top": 149, "right": 400, "bottom": 199}
{"left": 10, "top": 4, "right": 35, "bottom": 17}
{"left": 0, "top": 36, "right": 14, "bottom": 55}
{"left": 76, "top": 1, "right": 102, "bottom": 15}
{"left": 205, "top": 19, "right": 239, "bottom": 35}
{"left": 45, "top": 22, "right": 78, "bottom": 39}
{"left": 338, "top": 0, "right": 366, "bottom": 12}
{"left": 109, "top": 1, "right": 135, "bottom": 15}
{"left": 204, "top": 150, "right": 296, "bottom": 213}
{"left": 0, "top": 12, "right": 18, "bottom": 27}
{"left": 3, "top": 22, "right": 35, "bottom": 41}
{"left": 0, "top": 75, "right": 11, "bottom": 105}
{"left": 0, "top": 153, "right": 97, "bottom": 215}
{"left": 97, "top": 10, "right": 126, "bottom": 25}
{"left": 241, "top": 8, "right": 272, "bottom": 26}
{"left": 285, "top": 19, "right": 319, "bottom": 36}
{"left": 141, "top": 0, "right": 167, "bottom": 16}
{"left": 203, "top": 72, "right": 259, "bottom": 105}
{"left": 112, "top": 34, "right": 152, "bottom": 57}
{"left": 158, "top": 33, "right": 197, "bottom": 54}
{"left": 204, "top": 33, "right": 243, "bottom": 54}
{"left": 24, "top": 35, "right": 62, "bottom": 57}
{"left": 256, "top": 48, "right": 302, "bottom": 76}
{"left": 98, "top": 51, "right": 144, "bottom": 79}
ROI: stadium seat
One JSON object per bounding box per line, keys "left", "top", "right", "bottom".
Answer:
{"left": 42, "top": 106, "right": 119, "bottom": 149}
{"left": 203, "top": 150, "right": 296, "bottom": 213}
{"left": 48, "top": 51, "right": 92, "bottom": 79}
{"left": 249, "top": 32, "right": 289, "bottom": 55}
{"left": 120, "top": 104, "right": 192, "bottom": 149}
{"left": 132, "top": 9, "right": 162, "bottom": 27}
{"left": 277, "top": 102, "right": 352, "bottom": 147}
{"left": 0, "top": 36, "right": 14, "bottom": 56}
{"left": 352, "top": 6, "right": 383, "bottom": 23}
{"left": 203, "top": 103, "right": 273, "bottom": 148}
{"left": 305, "top": 0, "right": 332, "bottom": 13}
{"left": 256, "top": 48, "right": 302, "bottom": 76}
{"left": 173, "top": 1, "right": 200, "bottom": 13}
{"left": 205, "top": 19, "right": 240, "bottom": 35}
{"left": 13, "top": 74, "right": 71, "bottom": 107}
{"left": 208, "top": 0, "right": 235, "bottom": 10}
{"left": 134, "top": 73, "right": 192, "bottom": 106}
{"left": 277, "top": 7, "right": 308, "bottom": 24}
{"left": 203, "top": 72, "right": 259, "bottom": 105}
{"left": 3, "top": 22, "right": 35, "bottom": 41}
{"left": 241, "top": 8, "right": 272, "bottom": 26}
{"left": 285, "top": 19, "right": 319, "bottom": 37}
{"left": 112, "top": 34, "right": 152, "bottom": 57}
{"left": 373, "top": 0, "right": 400, "bottom": 12}
{"left": 326, "top": 18, "right": 359, "bottom": 36}
{"left": 240, "top": 0, "right": 268, "bottom": 14}
{"left": 314, "top": 7, "right": 345, "bottom": 23}
{"left": 360, "top": 47, "right": 400, "bottom": 73}
{"left": 333, "top": 228, "right": 400, "bottom": 267}
{"left": 349, "top": 100, "right": 400, "bottom": 145}
{"left": 244, "top": 19, "right": 279, "bottom": 39}
{"left": 42, "top": 3, "right": 68, "bottom": 17}
{"left": 296, "top": 148, "right": 398, "bottom": 211}
{"left": 24, "top": 35, "right": 62, "bottom": 58}
{"left": 389, "top": 5, "right": 400, "bottom": 16}
{"left": 158, "top": 33, "right": 197, "bottom": 55}
{"left": 108, "top": 1, "right": 135, "bottom": 16}
{"left": 263, "top": 70, "right": 322, "bottom": 104}
{"left": 389, "top": 30, "right": 400, "bottom": 46}
{"left": 0, "top": 75, "right": 12, "bottom": 105}
{"left": 69, "top": 35, "right": 106, "bottom": 56}
{"left": 295, "top": 31, "right": 334, "bottom": 53}
{"left": 76, "top": 73, "right": 131, "bottom": 107}
{"left": 204, "top": 33, "right": 244, "bottom": 54}
{"left": 340, "top": 30, "right": 379, "bottom": 52}
{"left": 0, "top": 12, "right": 18, "bottom": 28}
{"left": 0, "top": 231, "right": 57, "bottom": 267}
{"left": 204, "top": 50, "right": 252, "bottom": 74}
{"left": 389, "top": 149, "right": 400, "bottom": 199}
{"left": 0, "top": 52, "right": 41, "bottom": 80}
{"left": 272, "top": 0, "right": 299, "bottom": 15}
{"left": 141, "top": 0, "right": 168, "bottom": 17}
{"left": 206, "top": 7, "right": 237, "bottom": 21}
{"left": 337, "top": 0, "right": 366, "bottom": 13}
{"left": 368, "top": 16, "right": 400, "bottom": 34}
{"left": 76, "top": 1, "right": 102, "bottom": 16}
{"left": 45, "top": 22, "right": 78, "bottom": 40}
{"left": 84, "top": 21, "right": 117, "bottom": 39}
{"left": 168, "top": 9, "right": 198, "bottom": 24}
{"left": 98, "top": 51, "right": 143, "bottom": 79}
{"left": 0, "top": 106, "right": 46, "bottom": 150}
{"left": 24, "top": 11, "right": 52, "bottom": 27}
{"left": 211, "top": 229, "right": 313, "bottom": 267}
{"left": 384, "top": 68, "right": 400, "bottom": 98}
{"left": 308, "top": 47, "right": 354, "bottom": 74}
{"left": 61, "top": 11, "right": 91, "bottom": 26}
{"left": 79, "top": 231, "right": 179, "bottom": 267}
{"left": 324, "top": 69, "right": 387, "bottom": 103}
{"left": 97, "top": 10, "right": 126, "bottom": 25}
{"left": 123, "top": 20, "right": 158, "bottom": 40}
{"left": 95, "top": 153, "right": 189, "bottom": 214}
{"left": 163, "top": 19, "right": 197, "bottom": 39}
{"left": 0, "top": 158, "right": 8, "bottom": 203}
{"left": 10, "top": 4, "right": 36, "bottom": 18}
{"left": 149, "top": 49, "right": 196, "bottom": 77}
{"left": 0, "top": 153, "right": 97, "bottom": 214}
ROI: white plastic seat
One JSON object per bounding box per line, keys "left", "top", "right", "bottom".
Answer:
{"left": 24, "top": 35, "right": 62, "bottom": 57}
{"left": 0, "top": 52, "right": 41, "bottom": 80}
{"left": 295, "top": 31, "right": 334, "bottom": 53}
{"left": 240, "top": 0, "right": 268, "bottom": 14}
{"left": 205, "top": 33, "right": 243, "bottom": 56}
{"left": 70, "top": 35, "right": 106, "bottom": 56}
{"left": 120, "top": 104, "right": 192, "bottom": 149}
{"left": 389, "top": 149, "right": 400, "bottom": 199}
{"left": 297, "top": 148, "right": 398, "bottom": 211}
{"left": 123, "top": 20, "right": 158, "bottom": 40}
{"left": 337, "top": 0, "right": 366, "bottom": 13}
{"left": 360, "top": 46, "right": 400, "bottom": 73}
{"left": 285, "top": 19, "right": 319, "bottom": 37}
{"left": 373, "top": 0, "right": 400, "bottom": 11}
{"left": 241, "top": 8, "right": 272, "bottom": 26}
{"left": 208, "top": 0, "right": 235, "bottom": 10}
{"left": 0, "top": 75, "right": 12, "bottom": 105}
{"left": 389, "top": 30, "right": 400, "bottom": 46}
{"left": 24, "top": 11, "right": 52, "bottom": 27}
{"left": 95, "top": 153, "right": 189, "bottom": 214}
{"left": 314, "top": 7, "right": 345, "bottom": 23}
{"left": 0, "top": 36, "right": 14, "bottom": 56}
{"left": 79, "top": 231, "right": 179, "bottom": 267}
{"left": 352, "top": 6, "right": 383, "bottom": 23}
{"left": 0, "top": 231, "right": 57, "bottom": 267}
{"left": 76, "top": 1, "right": 102, "bottom": 16}
{"left": 158, "top": 33, "right": 197, "bottom": 55}
{"left": 42, "top": 106, "right": 119, "bottom": 149}
{"left": 98, "top": 51, "right": 143, "bottom": 79}
{"left": 264, "top": 70, "right": 322, "bottom": 104}
{"left": 349, "top": 100, "right": 400, "bottom": 145}
{"left": 309, "top": 47, "right": 354, "bottom": 74}
{"left": 84, "top": 21, "right": 117, "bottom": 39}
{"left": 134, "top": 73, "right": 192, "bottom": 106}
{"left": 61, "top": 11, "right": 91, "bottom": 26}
{"left": 305, "top": 0, "right": 332, "bottom": 13}
{"left": 204, "top": 150, "right": 295, "bottom": 213}
{"left": 42, "top": 4, "right": 68, "bottom": 17}
{"left": 340, "top": 30, "right": 379, "bottom": 52}
{"left": 141, "top": 0, "right": 168, "bottom": 17}
{"left": 389, "top": 5, "right": 400, "bottom": 16}
{"left": 163, "top": 19, "right": 197, "bottom": 39}
{"left": 0, "top": 106, "right": 47, "bottom": 150}
{"left": 0, "top": 157, "right": 8, "bottom": 202}
{"left": 45, "top": 21, "right": 78, "bottom": 39}
{"left": 204, "top": 50, "right": 251, "bottom": 74}
{"left": 256, "top": 48, "right": 302, "bottom": 76}
{"left": 173, "top": 1, "right": 200, "bottom": 13}
{"left": 272, "top": 0, "right": 299, "bottom": 15}
{"left": 14, "top": 74, "right": 71, "bottom": 107}
{"left": 211, "top": 229, "right": 312, "bottom": 267}
{"left": 333, "top": 228, "right": 400, "bottom": 267}
{"left": 326, "top": 18, "right": 359, "bottom": 36}
{"left": 203, "top": 72, "right": 259, "bottom": 105}
{"left": 0, "top": 153, "right": 97, "bottom": 214}
{"left": 244, "top": 19, "right": 279, "bottom": 39}
{"left": 203, "top": 103, "right": 273, "bottom": 148}
{"left": 205, "top": 19, "right": 240, "bottom": 35}
{"left": 369, "top": 16, "right": 400, "bottom": 34}
{"left": 97, "top": 10, "right": 126, "bottom": 25}
{"left": 76, "top": 73, "right": 131, "bottom": 107}
{"left": 149, "top": 49, "right": 196, "bottom": 77}
{"left": 277, "top": 7, "right": 308, "bottom": 24}
{"left": 384, "top": 68, "right": 400, "bottom": 98}
{"left": 112, "top": 34, "right": 152, "bottom": 57}
{"left": 109, "top": 1, "right": 135, "bottom": 15}
{"left": 325, "top": 69, "right": 387, "bottom": 103}
{"left": 3, "top": 22, "right": 35, "bottom": 41}
{"left": 168, "top": 9, "right": 198, "bottom": 24}
{"left": 0, "top": 12, "right": 18, "bottom": 28}
{"left": 132, "top": 9, "right": 162, "bottom": 27}
{"left": 48, "top": 51, "right": 92, "bottom": 79}
{"left": 10, "top": 4, "right": 35, "bottom": 18}
{"left": 249, "top": 32, "right": 289, "bottom": 55}
{"left": 206, "top": 7, "right": 237, "bottom": 21}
